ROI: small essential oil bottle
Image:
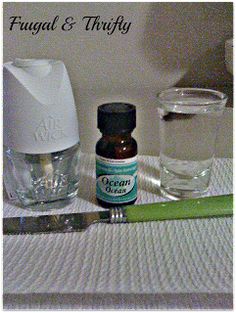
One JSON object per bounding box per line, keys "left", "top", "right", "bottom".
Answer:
{"left": 96, "top": 103, "right": 138, "bottom": 207}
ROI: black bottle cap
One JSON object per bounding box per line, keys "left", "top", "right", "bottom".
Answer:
{"left": 97, "top": 103, "right": 136, "bottom": 135}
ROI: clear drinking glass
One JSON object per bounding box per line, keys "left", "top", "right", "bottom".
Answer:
{"left": 157, "top": 88, "right": 227, "bottom": 198}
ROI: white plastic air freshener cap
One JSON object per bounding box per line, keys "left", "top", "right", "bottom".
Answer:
{"left": 3, "top": 59, "right": 80, "bottom": 154}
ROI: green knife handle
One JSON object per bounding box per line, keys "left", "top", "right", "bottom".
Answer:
{"left": 124, "top": 194, "right": 233, "bottom": 223}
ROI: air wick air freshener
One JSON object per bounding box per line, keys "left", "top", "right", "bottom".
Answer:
{"left": 3, "top": 59, "right": 80, "bottom": 206}
{"left": 96, "top": 103, "right": 138, "bottom": 207}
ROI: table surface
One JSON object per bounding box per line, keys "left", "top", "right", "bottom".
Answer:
{"left": 3, "top": 154, "right": 233, "bottom": 309}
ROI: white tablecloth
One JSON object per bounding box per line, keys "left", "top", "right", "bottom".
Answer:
{"left": 3, "top": 155, "right": 233, "bottom": 309}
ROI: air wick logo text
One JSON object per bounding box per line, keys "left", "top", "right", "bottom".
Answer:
{"left": 34, "top": 116, "right": 67, "bottom": 142}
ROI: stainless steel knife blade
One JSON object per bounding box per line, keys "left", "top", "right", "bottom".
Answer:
{"left": 3, "top": 210, "right": 111, "bottom": 235}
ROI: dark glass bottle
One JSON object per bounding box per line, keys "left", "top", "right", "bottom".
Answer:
{"left": 96, "top": 103, "right": 137, "bottom": 208}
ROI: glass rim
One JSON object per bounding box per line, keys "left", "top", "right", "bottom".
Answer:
{"left": 157, "top": 88, "right": 228, "bottom": 106}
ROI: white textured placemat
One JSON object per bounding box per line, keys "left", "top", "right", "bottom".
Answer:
{"left": 3, "top": 155, "right": 233, "bottom": 308}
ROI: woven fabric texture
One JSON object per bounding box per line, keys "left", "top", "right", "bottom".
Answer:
{"left": 3, "top": 155, "right": 233, "bottom": 308}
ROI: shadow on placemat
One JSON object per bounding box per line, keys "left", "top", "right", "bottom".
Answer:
{"left": 138, "top": 160, "right": 162, "bottom": 196}
{"left": 3, "top": 293, "right": 233, "bottom": 310}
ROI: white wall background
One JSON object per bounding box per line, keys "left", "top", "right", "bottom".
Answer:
{"left": 3, "top": 2, "right": 233, "bottom": 157}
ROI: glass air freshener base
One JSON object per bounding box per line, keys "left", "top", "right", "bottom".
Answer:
{"left": 4, "top": 144, "right": 80, "bottom": 206}
{"left": 3, "top": 59, "right": 80, "bottom": 207}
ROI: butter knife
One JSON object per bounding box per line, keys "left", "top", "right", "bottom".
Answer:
{"left": 3, "top": 194, "right": 233, "bottom": 235}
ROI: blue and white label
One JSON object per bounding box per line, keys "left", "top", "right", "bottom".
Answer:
{"left": 96, "top": 155, "right": 137, "bottom": 204}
